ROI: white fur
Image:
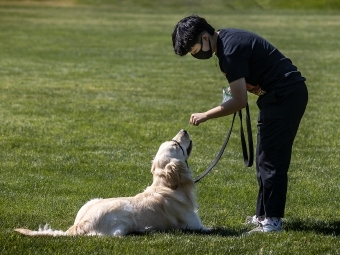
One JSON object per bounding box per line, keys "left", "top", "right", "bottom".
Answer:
{"left": 15, "top": 130, "right": 205, "bottom": 237}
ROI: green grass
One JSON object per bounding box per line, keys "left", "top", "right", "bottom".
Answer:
{"left": 1, "top": 1, "right": 340, "bottom": 254}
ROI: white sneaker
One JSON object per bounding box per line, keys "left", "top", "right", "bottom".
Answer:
{"left": 246, "top": 217, "right": 282, "bottom": 234}
{"left": 244, "top": 215, "right": 264, "bottom": 226}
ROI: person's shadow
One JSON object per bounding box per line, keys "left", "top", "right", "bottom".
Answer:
{"left": 283, "top": 218, "right": 340, "bottom": 236}
{"left": 206, "top": 219, "right": 340, "bottom": 236}
{"left": 181, "top": 218, "right": 340, "bottom": 237}
{"left": 129, "top": 219, "right": 340, "bottom": 237}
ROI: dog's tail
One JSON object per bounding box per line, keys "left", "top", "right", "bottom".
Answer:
{"left": 15, "top": 224, "right": 68, "bottom": 236}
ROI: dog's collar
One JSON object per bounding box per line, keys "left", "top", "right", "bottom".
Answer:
{"left": 171, "top": 140, "right": 186, "bottom": 156}
{"left": 171, "top": 140, "right": 189, "bottom": 168}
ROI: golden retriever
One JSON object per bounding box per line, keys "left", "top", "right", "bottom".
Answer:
{"left": 15, "top": 129, "right": 205, "bottom": 236}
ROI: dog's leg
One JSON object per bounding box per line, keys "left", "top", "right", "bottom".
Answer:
{"left": 66, "top": 220, "right": 97, "bottom": 236}
{"left": 108, "top": 224, "right": 130, "bottom": 236}
{"left": 182, "top": 212, "right": 204, "bottom": 230}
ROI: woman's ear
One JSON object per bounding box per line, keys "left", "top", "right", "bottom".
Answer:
{"left": 202, "top": 33, "right": 210, "bottom": 42}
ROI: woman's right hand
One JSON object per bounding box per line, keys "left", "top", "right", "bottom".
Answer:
{"left": 189, "top": 113, "right": 208, "bottom": 126}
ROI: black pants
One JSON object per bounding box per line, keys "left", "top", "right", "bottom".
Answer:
{"left": 255, "top": 82, "right": 308, "bottom": 218}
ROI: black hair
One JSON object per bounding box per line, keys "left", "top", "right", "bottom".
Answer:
{"left": 171, "top": 14, "right": 215, "bottom": 56}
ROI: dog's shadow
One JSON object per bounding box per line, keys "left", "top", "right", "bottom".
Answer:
{"left": 182, "top": 227, "right": 243, "bottom": 237}
{"left": 129, "top": 227, "right": 246, "bottom": 237}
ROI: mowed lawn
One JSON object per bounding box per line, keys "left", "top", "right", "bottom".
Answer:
{"left": 0, "top": 1, "right": 340, "bottom": 254}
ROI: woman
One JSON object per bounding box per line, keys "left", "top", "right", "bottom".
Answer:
{"left": 171, "top": 14, "right": 308, "bottom": 233}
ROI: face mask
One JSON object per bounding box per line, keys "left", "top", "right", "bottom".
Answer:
{"left": 191, "top": 37, "right": 213, "bottom": 60}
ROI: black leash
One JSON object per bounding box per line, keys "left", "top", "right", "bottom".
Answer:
{"left": 239, "top": 104, "right": 254, "bottom": 167}
{"left": 194, "top": 104, "right": 254, "bottom": 183}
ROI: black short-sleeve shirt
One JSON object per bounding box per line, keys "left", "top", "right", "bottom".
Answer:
{"left": 216, "top": 29, "right": 305, "bottom": 91}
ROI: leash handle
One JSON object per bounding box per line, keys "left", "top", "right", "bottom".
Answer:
{"left": 194, "top": 104, "right": 254, "bottom": 183}
{"left": 238, "top": 104, "right": 254, "bottom": 167}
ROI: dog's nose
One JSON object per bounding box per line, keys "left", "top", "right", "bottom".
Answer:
{"left": 181, "top": 129, "right": 187, "bottom": 134}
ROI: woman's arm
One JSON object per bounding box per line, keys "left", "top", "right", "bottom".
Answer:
{"left": 190, "top": 78, "right": 248, "bottom": 126}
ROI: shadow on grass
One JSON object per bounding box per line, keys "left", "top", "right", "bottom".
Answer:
{"left": 129, "top": 227, "right": 246, "bottom": 237}
{"left": 129, "top": 219, "right": 340, "bottom": 237}
{"left": 182, "top": 227, "right": 244, "bottom": 237}
{"left": 284, "top": 218, "right": 340, "bottom": 236}
{"left": 189, "top": 227, "right": 245, "bottom": 237}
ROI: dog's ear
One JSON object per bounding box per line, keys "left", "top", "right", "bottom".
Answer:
{"left": 164, "top": 162, "right": 180, "bottom": 190}
{"left": 151, "top": 163, "right": 155, "bottom": 174}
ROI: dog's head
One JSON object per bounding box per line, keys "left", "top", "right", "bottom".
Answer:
{"left": 151, "top": 129, "right": 193, "bottom": 189}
